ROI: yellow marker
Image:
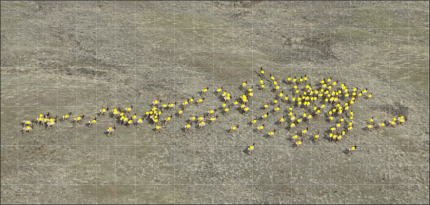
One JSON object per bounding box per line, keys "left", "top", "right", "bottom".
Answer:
{"left": 368, "top": 125, "right": 372, "bottom": 128}
{"left": 296, "top": 90, "right": 299, "bottom": 94}
{"left": 315, "top": 134, "right": 319, "bottom": 138}
{"left": 167, "top": 117, "right": 171, "bottom": 120}
{"left": 129, "top": 120, "right": 132, "bottom": 124}
{"left": 134, "top": 115, "right": 137, "bottom": 118}
{"left": 170, "top": 104, "right": 174, "bottom": 107}
{"left": 39, "top": 118, "right": 42, "bottom": 121}
{"left": 109, "top": 127, "right": 112, "bottom": 130}
{"left": 26, "top": 121, "right": 31, "bottom": 124}
{"left": 298, "top": 141, "right": 302, "bottom": 145}
{"left": 199, "top": 99, "right": 203, "bottom": 102}
{"left": 190, "top": 98, "right": 194, "bottom": 102}
{"left": 77, "top": 117, "right": 81, "bottom": 120}
{"left": 40, "top": 114, "right": 43, "bottom": 117}
{"left": 187, "top": 124, "right": 190, "bottom": 128}
{"left": 156, "top": 126, "right": 160, "bottom": 130}
{"left": 243, "top": 82, "right": 246, "bottom": 86}
{"left": 154, "top": 116, "right": 157, "bottom": 119}
{"left": 27, "top": 126, "right": 30, "bottom": 129}
{"left": 204, "top": 88, "right": 207, "bottom": 92}
{"left": 201, "top": 122, "right": 205, "bottom": 125}
{"left": 285, "top": 96, "right": 288, "bottom": 101}
{"left": 121, "top": 113, "right": 124, "bottom": 116}
{"left": 274, "top": 100, "right": 278, "bottom": 104}
{"left": 350, "top": 116, "right": 353, "bottom": 120}
{"left": 159, "top": 111, "right": 162, "bottom": 114}
{"left": 352, "top": 146, "right": 355, "bottom": 150}
{"left": 128, "top": 108, "right": 131, "bottom": 111}
{"left": 93, "top": 120, "right": 96, "bottom": 123}
{"left": 260, "top": 126, "right": 263, "bottom": 130}
{"left": 245, "top": 108, "right": 249, "bottom": 111}
{"left": 138, "top": 119, "right": 142, "bottom": 122}
{"left": 250, "top": 145, "right": 254, "bottom": 149}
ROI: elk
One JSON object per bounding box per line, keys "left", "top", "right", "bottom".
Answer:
{"left": 107, "top": 126, "right": 116, "bottom": 136}
{"left": 22, "top": 124, "right": 35, "bottom": 134}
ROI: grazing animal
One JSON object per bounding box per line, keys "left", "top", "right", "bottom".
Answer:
{"left": 22, "top": 124, "right": 35, "bottom": 134}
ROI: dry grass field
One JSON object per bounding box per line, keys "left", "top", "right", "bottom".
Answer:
{"left": 1, "top": 1, "right": 429, "bottom": 204}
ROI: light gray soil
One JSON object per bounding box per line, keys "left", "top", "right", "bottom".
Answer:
{"left": 1, "top": 1, "right": 429, "bottom": 204}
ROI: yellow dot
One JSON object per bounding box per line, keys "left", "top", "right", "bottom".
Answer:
{"left": 250, "top": 146, "right": 254, "bottom": 149}
{"left": 128, "top": 108, "right": 131, "bottom": 111}
{"left": 93, "top": 120, "right": 96, "bottom": 123}
{"left": 77, "top": 117, "right": 81, "bottom": 120}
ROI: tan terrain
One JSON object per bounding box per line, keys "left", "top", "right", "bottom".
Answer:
{"left": 1, "top": 1, "right": 429, "bottom": 204}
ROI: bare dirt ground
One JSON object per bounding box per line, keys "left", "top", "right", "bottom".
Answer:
{"left": 1, "top": 1, "right": 429, "bottom": 204}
